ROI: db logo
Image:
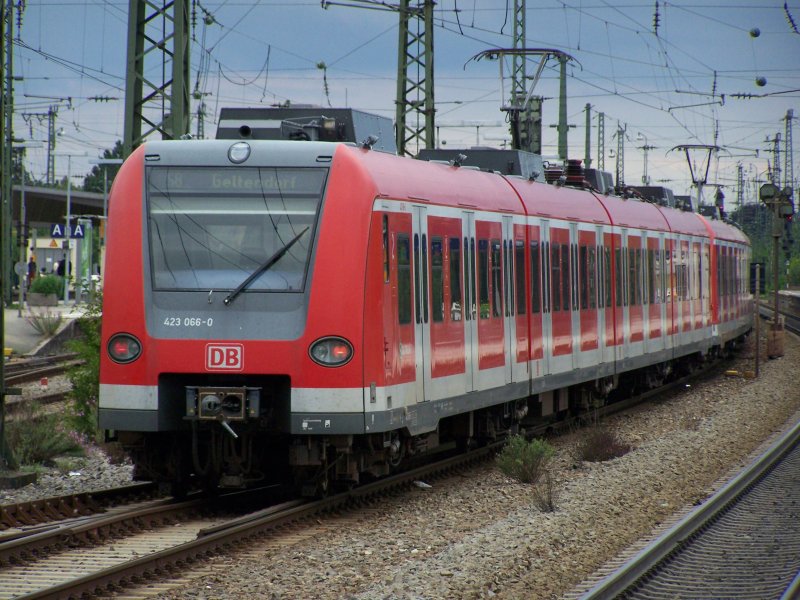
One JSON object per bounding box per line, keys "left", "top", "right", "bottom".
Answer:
{"left": 206, "top": 344, "right": 243, "bottom": 371}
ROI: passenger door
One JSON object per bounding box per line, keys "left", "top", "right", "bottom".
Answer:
{"left": 462, "top": 211, "right": 478, "bottom": 392}
{"left": 412, "top": 206, "right": 430, "bottom": 403}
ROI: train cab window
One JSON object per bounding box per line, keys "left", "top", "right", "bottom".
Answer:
{"left": 431, "top": 237, "right": 444, "bottom": 323}
{"left": 479, "top": 239, "right": 490, "bottom": 318}
{"left": 492, "top": 240, "right": 503, "bottom": 317}
{"left": 147, "top": 166, "right": 326, "bottom": 293}
{"left": 397, "top": 234, "right": 412, "bottom": 324}
{"left": 450, "top": 238, "right": 462, "bottom": 321}
{"left": 530, "top": 240, "right": 541, "bottom": 314}
{"left": 515, "top": 240, "right": 526, "bottom": 315}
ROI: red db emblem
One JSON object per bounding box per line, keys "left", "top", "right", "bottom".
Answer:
{"left": 206, "top": 344, "right": 243, "bottom": 371}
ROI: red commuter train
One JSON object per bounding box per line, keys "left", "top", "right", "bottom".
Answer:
{"left": 98, "top": 139, "right": 752, "bottom": 494}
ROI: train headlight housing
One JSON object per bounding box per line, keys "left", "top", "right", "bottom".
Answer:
{"left": 227, "top": 141, "right": 251, "bottom": 164}
{"left": 309, "top": 337, "right": 353, "bottom": 367}
{"left": 107, "top": 333, "right": 142, "bottom": 364}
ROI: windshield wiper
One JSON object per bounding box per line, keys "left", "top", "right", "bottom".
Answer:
{"left": 223, "top": 226, "right": 310, "bottom": 306}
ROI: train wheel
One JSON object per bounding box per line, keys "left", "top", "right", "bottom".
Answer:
{"left": 296, "top": 465, "right": 330, "bottom": 498}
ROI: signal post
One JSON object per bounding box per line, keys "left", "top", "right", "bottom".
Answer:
{"left": 758, "top": 182, "right": 793, "bottom": 358}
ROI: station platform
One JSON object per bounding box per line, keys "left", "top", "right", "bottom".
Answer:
{"left": 3, "top": 303, "right": 84, "bottom": 358}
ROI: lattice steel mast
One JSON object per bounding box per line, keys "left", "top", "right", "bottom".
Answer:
{"left": 123, "top": 0, "right": 191, "bottom": 157}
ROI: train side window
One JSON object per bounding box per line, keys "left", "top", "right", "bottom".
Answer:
{"left": 413, "top": 235, "right": 421, "bottom": 323}
{"left": 450, "top": 238, "right": 462, "bottom": 321}
{"left": 530, "top": 240, "right": 541, "bottom": 314}
{"left": 508, "top": 241, "right": 515, "bottom": 316}
{"left": 382, "top": 215, "right": 389, "bottom": 283}
{"left": 571, "top": 244, "right": 578, "bottom": 311}
{"left": 470, "top": 238, "right": 477, "bottom": 319}
{"left": 580, "top": 245, "right": 589, "bottom": 310}
{"left": 648, "top": 249, "right": 656, "bottom": 304}
{"left": 397, "top": 234, "right": 412, "bottom": 325}
{"left": 604, "top": 246, "right": 612, "bottom": 308}
{"left": 697, "top": 245, "right": 703, "bottom": 301}
{"left": 543, "top": 241, "right": 551, "bottom": 313}
{"left": 615, "top": 248, "right": 623, "bottom": 307}
{"left": 596, "top": 245, "right": 604, "bottom": 309}
{"left": 561, "top": 243, "right": 571, "bottom": 311}
{"left": 503, "top": 241, "right": 511, "bottom": 317}
{"left": 422, "top": 234, "right": 429, "bottom": 323}
{"left": 431, "top": 236, "right": 443, "bottom": 323}
{"left": 515, "top": 240, "right": 526, "bottom": 315}
{"left": 492, "top": 239, "right": 503, "bottom": 318}
{"left": 640, "top": 249, "right": 648, "bottom": 305}
{"left": 551, "top": 243, "right": 561, "bottom": 312}
{"left": 628, "top": 248, "right": 637, "bottom": 306}
{"left": 588, "top": 246, "right": 596, "bottom": 309}
{"left": 479, "top": 239, "right": 490, "bottom": 318}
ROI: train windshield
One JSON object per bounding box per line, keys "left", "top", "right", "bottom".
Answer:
{"left": 146, "top": 166, "right": 327, "bottom": 292}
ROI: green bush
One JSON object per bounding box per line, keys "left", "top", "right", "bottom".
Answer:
{"left": 25, "top": 310, "right": 64, "bottom": 336}
{"left": 6, "top": 402, "right": 85, "bottom": 465}
{"left": 29, "top": 274, "right": 64, "bottom": 295}
{"left": 496, "top": 435, "right": 555, "bottom": 484}
{"left": 66, "top": 290, "right": 103, "bottom": 437}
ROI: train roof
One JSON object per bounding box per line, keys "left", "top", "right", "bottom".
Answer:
{"left": 135, "top": 140, "right": 749, "bottom": 249}
{"left": 340, "top": 144, "right": 524, "bottom": 213}
{"left": 504, "top": 178, "right": 611, "bottom": 225}
{"left": 698, "top": 215, "right": 750, "bottom": 245}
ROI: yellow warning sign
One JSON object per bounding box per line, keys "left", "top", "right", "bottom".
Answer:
{"left": 49, "top": 239, "right": 58, "bottom": 248}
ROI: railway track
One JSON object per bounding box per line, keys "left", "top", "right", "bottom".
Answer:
{"left": 578, "top": 418, "right": 800, "bottom": 600}
{"left": 0, "top": 340, "right": 755, "bottom": 599}
{"left": 3, "top": 354, "right": 79, "bottom": 387}
{"left": 0, "top": 450, "right": 490, "bottom": 599}
{"left": 758, "top": 295, "right": 800, "bottom": 336}
{"left": 0, "top": 483, "right": 158, "bottom": 532}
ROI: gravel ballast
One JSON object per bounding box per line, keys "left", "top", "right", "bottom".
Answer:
{"left": 2, "top": 332, "right": 798, "bottom": 600}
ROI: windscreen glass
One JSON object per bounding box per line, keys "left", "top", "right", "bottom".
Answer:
{"left": 147, "top": 166, "right": 327, "bottom": 292}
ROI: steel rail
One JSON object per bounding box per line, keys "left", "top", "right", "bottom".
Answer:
{"left": 579, "top": 418, "right": 800, "bottom": 599}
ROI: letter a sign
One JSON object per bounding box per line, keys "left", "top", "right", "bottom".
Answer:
{"left": 205, "top": 344, "right": 244, "bottom": 371}
{"left": 50, "top": 223, "right": 85, "bottom": 238}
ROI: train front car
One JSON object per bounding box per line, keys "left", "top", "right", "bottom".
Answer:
{"left": 99, "top": 140, "right": 371, "bottom": 494}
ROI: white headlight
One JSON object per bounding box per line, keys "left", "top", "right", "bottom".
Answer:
{"left": 228, "top": 142, "right": 251, "bottom": 164}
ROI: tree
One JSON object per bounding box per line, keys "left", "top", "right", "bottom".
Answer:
{"left": 83, "top": 140, "right": 124, "bottom": 192}
{"left": 788, "top": 256, "right": 800, "bottom": 288}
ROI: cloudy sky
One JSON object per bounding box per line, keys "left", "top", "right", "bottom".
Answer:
{"left": 11, "top": 0, "right": 800, "bottom": 207}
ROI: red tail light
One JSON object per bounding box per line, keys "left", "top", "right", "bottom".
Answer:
{"left": 309, "top": 337, "right": 353, "bottom": 367}
{"left": 108, "top": 333, "right": 142, "bottom": 364}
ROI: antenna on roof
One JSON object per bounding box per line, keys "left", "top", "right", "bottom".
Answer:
{"left": 450, "top": 153, "right": 467, "bottom": 167}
